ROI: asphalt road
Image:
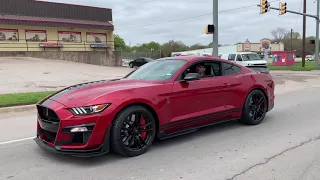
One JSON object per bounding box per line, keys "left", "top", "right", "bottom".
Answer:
{"left": 1, "top": 87, "right": 320, "bottom": 180}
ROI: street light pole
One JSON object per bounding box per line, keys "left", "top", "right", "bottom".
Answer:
{"left": 315, "top": 0, "right": 319, "bottom": 67}
{"left": 212, "top": 0, "right": 218, "bottom": 57}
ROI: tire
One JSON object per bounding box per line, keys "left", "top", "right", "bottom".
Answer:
{"left": 240, "top": 89, "right": 268, "bottom": 125}
{"left": 129, "top": 63, "right": 133, "bottom": 68}
{"left": 110, "top": 105, "right": 156, "bottom": 157}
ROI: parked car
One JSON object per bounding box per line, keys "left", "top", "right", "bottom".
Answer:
{"left": 220, "top": 52, "right": 267, "bottom": 67}
{"left": 34, "top": 56, "right": 275, "bottom": 157}
{"left": 128, "top": 57, "right": 153, "bottom": 68}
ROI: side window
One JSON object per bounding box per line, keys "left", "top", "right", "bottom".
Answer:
{"left": 228, "top": 54, "right": 236, "bottom": 61}
{"left": 222, "top": 62, "right": 241, "bottom": 76}
{"left": 236, "top": 54, "right": 242, "bottom": 61}
{"left": 179, "top": 61, "right": 219, "bottom": 80}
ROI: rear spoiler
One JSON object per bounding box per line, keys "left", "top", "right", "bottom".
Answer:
{"left": 246, "top": 65, "right": 270, "bottom": 74}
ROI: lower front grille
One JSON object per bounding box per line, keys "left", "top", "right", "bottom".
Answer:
{"left": 37, "top": 105, "right": 60, "bottom": 123}
{"left": 43, "top": 129, "right": 57, "bottom": 142}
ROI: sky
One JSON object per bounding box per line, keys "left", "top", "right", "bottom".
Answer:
{"left": 44, "top": 0, "right": 318, "bottom": 46}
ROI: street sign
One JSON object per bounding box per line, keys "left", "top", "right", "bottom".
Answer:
{"left": 264, "top": 44, "right": 269, "bottom": 49}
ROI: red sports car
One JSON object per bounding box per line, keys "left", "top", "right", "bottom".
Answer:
{"left": 34, "top": 56, "right": 275, "bottom": 157}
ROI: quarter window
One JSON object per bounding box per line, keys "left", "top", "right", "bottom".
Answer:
{"left": 222, "top": 62, "right": 241, "bottom": 75}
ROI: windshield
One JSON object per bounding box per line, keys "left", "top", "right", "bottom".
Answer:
{"left": 241, "top": 53, "right": 263, "bottom": 61}
{"left": 125, "top": 59, "right": 187, "bottom": 80}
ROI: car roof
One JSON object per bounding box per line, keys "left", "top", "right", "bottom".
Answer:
{"left": 157, "top": 55, "right": 232, "bottom": 64}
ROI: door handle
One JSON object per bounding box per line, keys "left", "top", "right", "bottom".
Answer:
{"left": 220, "top": 83, "right": 231, "bottom": 88}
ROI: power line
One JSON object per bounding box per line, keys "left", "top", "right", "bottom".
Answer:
{"left": 114, "top": 0, "right": 280, "bottom": 30}
{"left": 292, "top": 0, "right": 303, "bottom": 30}
{"left": 113, "top": 0, "right": 159, "bottom": 13}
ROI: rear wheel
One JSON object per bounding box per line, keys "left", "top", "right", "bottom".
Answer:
{"left": 240, "top": 89, "right": 268, "bottom": 125}
{"left": 129, "top": 63, "right": 133, "bottom": 68}
{"left": 111, "top": 105, "right": 156, "bottom": 157}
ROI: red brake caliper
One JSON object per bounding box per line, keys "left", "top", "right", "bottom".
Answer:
{"left": 140, "top": 118, "right": 147, "bottom": 139}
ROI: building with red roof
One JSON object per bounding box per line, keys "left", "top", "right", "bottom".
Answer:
{"left": 0, "top": 0, "right": 115, "bottom": 56}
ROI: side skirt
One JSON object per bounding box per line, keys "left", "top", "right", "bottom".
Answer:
{"left": 157, "top": 117, "right": 240, "bottom": 140}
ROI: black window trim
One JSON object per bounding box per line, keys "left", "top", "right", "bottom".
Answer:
{"left": 175, "top": 59, "right": 222, "bottom": 81}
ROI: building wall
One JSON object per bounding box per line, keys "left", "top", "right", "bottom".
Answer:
{"left": 237, "top": 38, "right": 284, "bottom": 53}
{"left": 0, "top": 50, "right": 122, "bottom": 67}
{"left": 0, "top": 24, "right": 114, "bottom": 52}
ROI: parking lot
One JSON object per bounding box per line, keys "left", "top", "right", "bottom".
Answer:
{"left": 1, "top": 57, "right": 320, "bottom": 94}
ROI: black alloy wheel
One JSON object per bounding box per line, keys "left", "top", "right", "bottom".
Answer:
{"left": 240, "top": 89, "right": 268, "bottom": 125}
{"left": 111, "top": 105, "right": 156, "bottom": 157}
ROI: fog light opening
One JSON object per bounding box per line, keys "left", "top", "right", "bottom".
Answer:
{"left": 70, "top": 127, "right": 88, "bottom": 132}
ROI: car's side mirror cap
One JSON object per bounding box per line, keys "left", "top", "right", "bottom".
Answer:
{"left": 180, "top": 73, "right": 200, "bottom": 82}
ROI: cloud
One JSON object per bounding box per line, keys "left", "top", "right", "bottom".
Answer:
{"left": 45, "top": 0, "right": 317, "bottom": 46}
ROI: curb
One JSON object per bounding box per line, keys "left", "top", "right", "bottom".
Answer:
{"left": 0, "top": 104, "right": 36, "bottom": 114}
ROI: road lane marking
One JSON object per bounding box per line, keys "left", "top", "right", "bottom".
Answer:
{"left": 0, "top": 137, "right": 34, "bottom": 145}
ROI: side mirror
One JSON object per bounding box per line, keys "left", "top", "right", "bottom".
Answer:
{"left": 181, "top": 73, "right": 200, "bottom": 82}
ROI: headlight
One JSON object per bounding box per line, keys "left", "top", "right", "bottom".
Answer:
{"left": 69, "top": 103, "right": 111, "bottom": 115}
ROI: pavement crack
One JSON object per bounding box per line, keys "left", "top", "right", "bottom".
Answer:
{"left": 226, "top": 136, "right": 320, "bottom": 180}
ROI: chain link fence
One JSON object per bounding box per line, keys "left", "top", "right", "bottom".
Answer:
{"left": 120, "top": 50, "right": 162, "bottom": 67}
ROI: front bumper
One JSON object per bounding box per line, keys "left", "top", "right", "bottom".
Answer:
{"left": 35, "top": 99, "right": 115, "bottom": 157}
{"left": 34, "top": 130, "right": 110, "bottom": 157}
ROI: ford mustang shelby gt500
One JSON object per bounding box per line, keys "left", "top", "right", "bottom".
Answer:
{"left": 34, "top": 56, "right": 275, "bottom": 157}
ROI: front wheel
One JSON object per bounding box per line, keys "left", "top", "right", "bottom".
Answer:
{"left": 110, "top": 105, "right": 156, "bottom": 157}
{"left": 240, "top": 89, "right": 268, "bottom": 125}
{"left": 129, "top": 63, "right": 133, "bottom": 68}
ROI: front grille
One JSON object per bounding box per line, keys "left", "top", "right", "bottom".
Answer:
{"left": 37, "top": 105, "right": 60, "bottom": 123}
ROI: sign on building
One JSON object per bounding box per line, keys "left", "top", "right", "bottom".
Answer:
{"left": 86, "top": 32, "right": 107, "bottom": 43}
{"left": 244, "top": 39, "right": 251, "bottom": 51}
{"left": 0, "top": 29, "right": 18, "bottom": 41}
{"left": 25, "top": 30, "right": 47, "bottom": 42}
{"left": 58, "top": 31, "right": 82, "bottom": 42}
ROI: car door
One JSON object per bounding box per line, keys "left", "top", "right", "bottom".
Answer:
{"left": 168, "top": 60, "right": 230, "bottom": 131}
{"left": 235, "top": 54, "right": 246, "bottom": 66}
{"left": 139, "top": 58, "right": 148, "bottom": 66}
{"left": 220, "top": 62, "right": 243, "bottom": 118}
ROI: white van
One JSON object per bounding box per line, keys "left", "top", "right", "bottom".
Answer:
{"left": 220, "top": 52, "right": 267, "bottom": 67}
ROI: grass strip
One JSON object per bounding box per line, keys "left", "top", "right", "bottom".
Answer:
{"left": 268, "top": 61, "right": 320, "bottom": 71}
{"left": 0, "top": 91, "right": 57, "bottom": 108}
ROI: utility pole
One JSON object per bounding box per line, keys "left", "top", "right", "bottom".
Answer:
{"left": 302, "top": 0, "right": 306, "bottom": 67}
{"left": 212, "top": 0, "right": 218, "bottom": 57}
{"left": 315, "top": 0, "right": 319, "bottom": 67}
{"left": 290, "top": 28, "right": 293, "bottom": 51}
{"left": 258, "top": 1, "right": 320, "bottom": 67}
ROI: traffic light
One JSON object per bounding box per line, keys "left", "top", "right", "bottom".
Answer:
{"left": 280, "top": 2, "right": 287, "bottom": 15}
{"left": 205, "top": 24, "right": 214, "bottom": 34}
{"left": 310, "top": 40, "right": 315, "bottom": 44}
{"left": 260, "top": 0, "right": 269, "bottom": 14}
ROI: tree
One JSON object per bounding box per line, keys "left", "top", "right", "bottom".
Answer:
{"left": 189, "top": 43, "right": 209, "bottom": 50}
{"left": 113, "top": 34, "right": 131, "bottom": 52}
{"left": 271, "top": 27, "right": 289, "bottom": 42}
{"left": 160, "top": 40, "right": 189, "bottom": 57}
{"left": 283, "top": 31, "right": 301, "bottom": 40}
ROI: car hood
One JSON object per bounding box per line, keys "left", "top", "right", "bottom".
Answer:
{"left": 47, "top": 78, "right": 160, "bottom": 107}
{"left": 244, "top": 60, "right": 267, "bottom": 66}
